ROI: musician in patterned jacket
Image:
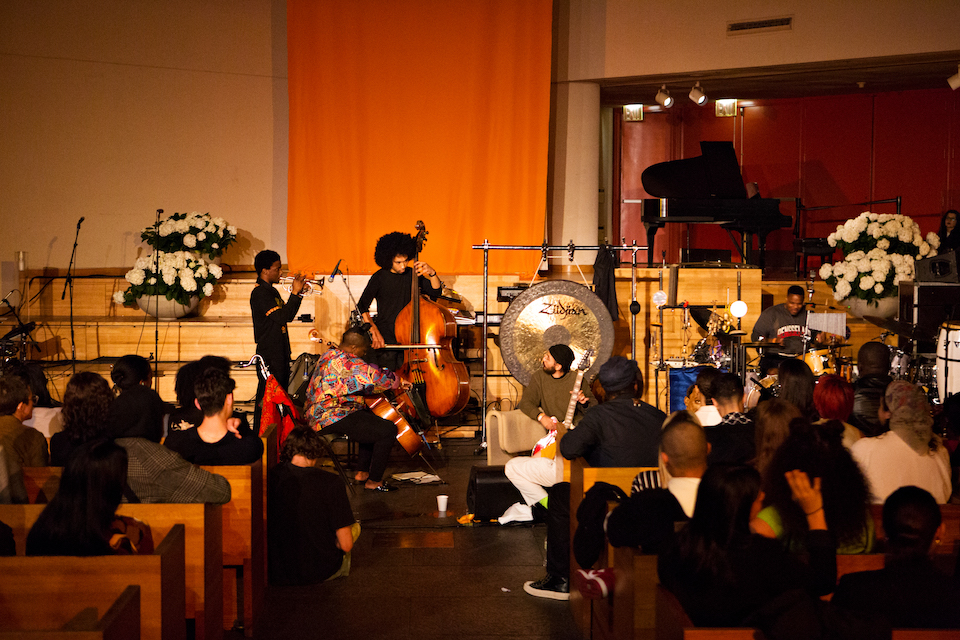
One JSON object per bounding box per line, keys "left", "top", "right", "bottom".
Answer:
{"left": 304, "top": 327, "right": 408, "bottom": 492}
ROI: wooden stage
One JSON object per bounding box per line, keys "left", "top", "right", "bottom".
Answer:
{"left": 1, "top": 265, "right": 891, "bottom": 428}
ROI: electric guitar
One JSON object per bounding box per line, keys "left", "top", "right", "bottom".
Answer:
{"left": 531, "top": 349, "right": 594, "bottom": 459}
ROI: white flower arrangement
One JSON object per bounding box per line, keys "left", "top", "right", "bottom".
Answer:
{"left": 113, "top": 251, "right": 223, "bottom": 307}
{"left": 820, "top": 211, "right": 939, "bottom": 306}
{"left": 139, "top": 211, "right": 237, "bottom": 259}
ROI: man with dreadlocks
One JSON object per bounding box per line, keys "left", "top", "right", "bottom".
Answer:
{"left": 357, "top": 231, "right": 443, "bottom": 371}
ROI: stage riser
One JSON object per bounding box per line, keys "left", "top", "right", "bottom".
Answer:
{"left": 6, "top": 270, "right": 889, "bottom": 412}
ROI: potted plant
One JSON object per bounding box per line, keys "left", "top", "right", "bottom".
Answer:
{"left": 113, "top": 251, "right": 223, "bottom": 319}
{"left": 819, "top": 211, "right": 939, "bottom": 318}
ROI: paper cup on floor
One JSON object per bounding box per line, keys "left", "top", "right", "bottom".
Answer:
{"left": 437, "top": 494, "right": 449, "bottom": 513}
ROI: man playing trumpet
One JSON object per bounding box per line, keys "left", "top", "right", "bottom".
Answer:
{"left": 251, "top": 250, "right": 305, "bottom": 413}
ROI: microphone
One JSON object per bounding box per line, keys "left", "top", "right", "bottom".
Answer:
{"left": 77, "top": 216, "right": 85, "bottom": 229}
{"left": 157, "top": 209, "right": 163, "bottom": 215}
{"left": 329, "top": 259, "right": 342, "bottom": 282}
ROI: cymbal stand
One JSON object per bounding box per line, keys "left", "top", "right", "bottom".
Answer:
{"left": 470, "top": 240, "right": 648, "bottom": 454}
{"left": 331, "top": 266, "right": 366, "bottom": 330}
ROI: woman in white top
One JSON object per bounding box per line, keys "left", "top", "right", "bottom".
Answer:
{"left": 850, "top": 381, "right": 951, "bottom": 504}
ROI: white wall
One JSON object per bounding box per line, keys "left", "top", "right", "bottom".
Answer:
{"left": 600, "top": 0, "right": 960, "bottom": 80}
{"left": 0, "top": 0, "right": 288, "bottom": 271}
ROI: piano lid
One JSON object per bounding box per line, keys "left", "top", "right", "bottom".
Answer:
{"left": 641, "top": 141, "right": 748, "bottom": 200}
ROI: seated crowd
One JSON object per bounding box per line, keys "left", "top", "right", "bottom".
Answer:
{"left": 542, "top": 342, "right": 960, "bottom": 638}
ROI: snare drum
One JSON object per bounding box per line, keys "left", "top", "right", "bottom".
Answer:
{"left": 802, "top": 348, "right": 836, "bottom": 377}
{"left": 936, "top": 322, "right": 960, "bottom": 403}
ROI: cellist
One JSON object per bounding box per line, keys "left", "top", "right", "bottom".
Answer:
{"left": 357, "top": 231, "right": 443, "bottom": 371}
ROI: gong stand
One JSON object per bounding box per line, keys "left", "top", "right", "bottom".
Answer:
{"left": 470, "top": 240, "right": 647, "bottom": 452}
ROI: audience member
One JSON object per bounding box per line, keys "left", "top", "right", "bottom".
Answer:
{"left": 606, "top": 416, "right": 708, "bottom": 551}
{"left": 754, "top": 419, "right": 873, "bottom": 554}
{"left": 813, "top": 374, "right": 861, "bottom": 448}
{"left": 849, "top": 342, "right": 892, "bottom": 437}
{"left": 0, "top": 375, "right": 48, "bottom": 473}
{"left": 777, "top": 359, "right": 817, "bottom": 422}
{"left": 49, "top": 372, "right": 113, "bottom": 466}
{"left": 169, "top": 356, "right": 251, "bottom": 433}
{"left": 268, "top": 427, "right": 358, "bottom": 585}
{"left": 523, "top": 357, "right": 664, "bottom": 600}
{"left": 705, "top": 372, "right": 754, "bottom": 465}
{"left": 164, "top": 367, "right": 263, "bottom": 465}
{"left": 693, "top": 367, "right": 722, "bottom": 427}
{"left": 752, "top": 398, "right": 801, "bottom": 477}
{"left": 683, "top": 383, "right": 703, "bottom": 414}
{"left": 833, "top": 486, "right": 960, "bottom": 630}
{"left": 850, "top": 381, "right": 951, "bottom": 504}
{"left": 103, "top": 354, "right": 166, "bottom": 442}
{"left": 27, "top": 439, "right": 151, "bottom": 556}
{"left": 936, "top": 208, "right": 960, "bottom": 253}
{"left": 658, "top": 465, "right": 835, "bottom": 633}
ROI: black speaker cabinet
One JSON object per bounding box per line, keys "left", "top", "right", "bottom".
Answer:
{"left": 898, "top": 281, "right": 960, "bottom": 353}
{"left": 466, "top": 465, "right": 523, "bottom": 522}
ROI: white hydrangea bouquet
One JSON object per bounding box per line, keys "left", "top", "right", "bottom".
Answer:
{"left": 113, "top": 251, "right": 223, "bottom": 306}
{"left": 139, "top": 211, "right": 237, "bottom": 259}
{"left": 819, "top": 211, "right": 939, "bottom": 305}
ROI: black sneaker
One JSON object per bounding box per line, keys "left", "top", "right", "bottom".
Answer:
{"left": 523, "top": 574, "right": 570, "bottom": 600}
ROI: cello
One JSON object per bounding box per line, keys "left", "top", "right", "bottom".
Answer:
{"left": 394, "top": 221, "right": 471, "bottom": 418}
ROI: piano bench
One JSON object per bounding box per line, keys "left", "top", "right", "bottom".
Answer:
{"left": 794, "top": 238, "right": 835, "bottom": 276}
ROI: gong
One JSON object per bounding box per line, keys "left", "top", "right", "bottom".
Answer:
{"left": 500, "top": 280, "right": 614, "bottom": 386}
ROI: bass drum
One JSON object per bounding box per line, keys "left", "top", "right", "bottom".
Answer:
{"left": 745, "top": 374, "right": 779, "bottom": 409}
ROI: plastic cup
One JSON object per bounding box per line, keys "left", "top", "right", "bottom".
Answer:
{"left": 437, "top": 494, "right": 449, "bottom": 513}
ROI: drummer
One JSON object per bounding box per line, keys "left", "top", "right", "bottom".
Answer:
{"left": 751, "top": 285, "right": 824, "bottom": 374}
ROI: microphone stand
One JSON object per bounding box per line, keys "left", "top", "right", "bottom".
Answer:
{"left": 62, "top": 218, "right": 83, "bottom": 374}
{"left": 153, "top": 209, "right": 162, "bottom": 370}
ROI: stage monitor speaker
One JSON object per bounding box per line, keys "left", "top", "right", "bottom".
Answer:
{"left": 916, "top": 250, "right": 958, "bottom": 283}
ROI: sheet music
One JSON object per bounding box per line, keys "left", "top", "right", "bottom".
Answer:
{"left": 806, "top": 312, "right": 846, "bottom": 337}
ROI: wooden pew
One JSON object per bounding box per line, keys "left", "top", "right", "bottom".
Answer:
{"left": 0, "top": 584, "right": 141, "bottom": 640}
{"left": 201, "top": 461, "right": 263, "bottom": 637}
{"left": 568, "top": 457, "right": 657, "bottom": 638}
{"left": 655, "top": 584, "right": 960, "bottom": 640}
{"left": 6, "top": 495, "right": 224, "bottom": 640}
{"left": 0, "top": 525, "right": 186, "bottom": 640}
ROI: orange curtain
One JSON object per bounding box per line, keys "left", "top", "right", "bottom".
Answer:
{"left": 287, "top": 0, "right": 552, "bottom": 275}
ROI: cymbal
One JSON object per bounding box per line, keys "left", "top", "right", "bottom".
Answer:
{"left": 727, "top": 330, "right": 747, "bottom": 336}
{"left": 499, "top": 280, "right": 614, "bottom": 386}
{"left": 863, "top": 315, "right": 932, "bottom": 342}
{"left": 0, "top": 322, "right": 35, "bottom": 341}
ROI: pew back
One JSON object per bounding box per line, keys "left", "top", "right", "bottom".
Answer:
{"left": 0, "top": 585, "right": 141, "bottom": 640}
{"left": 0, "top": 525, "right": 186, "bottom": 640}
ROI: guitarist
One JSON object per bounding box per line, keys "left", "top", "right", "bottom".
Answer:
{"left": 500, "top": 344, "right": 594, "bottom": 524}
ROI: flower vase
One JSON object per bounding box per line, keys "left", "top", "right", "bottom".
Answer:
{"left": 843, "top": 295, "right": 898, "bottom": 320}
{"left": 137, "top": 295, "right": 200, "bottom": 320}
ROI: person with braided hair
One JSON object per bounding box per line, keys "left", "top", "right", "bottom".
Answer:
{"left": 357, "top": 231, "right": 443, "bottom": 371}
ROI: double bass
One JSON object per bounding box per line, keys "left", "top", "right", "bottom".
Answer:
{"left": 394, "top": 221, "right": 470, "bottom": 418}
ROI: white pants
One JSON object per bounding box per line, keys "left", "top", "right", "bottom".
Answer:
{"left": 504, "top": 455, "right": 563, "bottom": 506}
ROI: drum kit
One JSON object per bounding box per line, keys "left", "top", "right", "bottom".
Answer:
{"left": 862, "top": 315, "right": 942, "bottom": 403}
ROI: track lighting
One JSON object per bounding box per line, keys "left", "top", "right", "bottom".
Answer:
{"left": 689, "top": 82, "right": 707, "bottom": 105}
{"left": 949, "top": 65, "right": 960, "bottom": 91}
{"left": 655, "top": 85, "right": 674, "bottom": 108}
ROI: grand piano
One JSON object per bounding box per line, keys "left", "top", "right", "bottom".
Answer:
{"left": 638, "top": 141, "right": 793, "bottom": 267}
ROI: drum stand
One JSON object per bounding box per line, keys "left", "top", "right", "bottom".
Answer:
{"left": 470, "top": 240, "right": 647, "bottom": 453}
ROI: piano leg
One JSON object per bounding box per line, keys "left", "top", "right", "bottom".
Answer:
{"left": 643, "top": 223, "right": 660, "bottom": 266}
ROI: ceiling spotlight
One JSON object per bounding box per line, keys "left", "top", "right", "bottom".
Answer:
{"left": 949, "top": 65, "right": 960, "bottom": 91}
{"left": 689, "top": 82, "right": 707, "bottom": 105}
{"left": 655, "top": 85, "right": 674, "bottom": 108}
